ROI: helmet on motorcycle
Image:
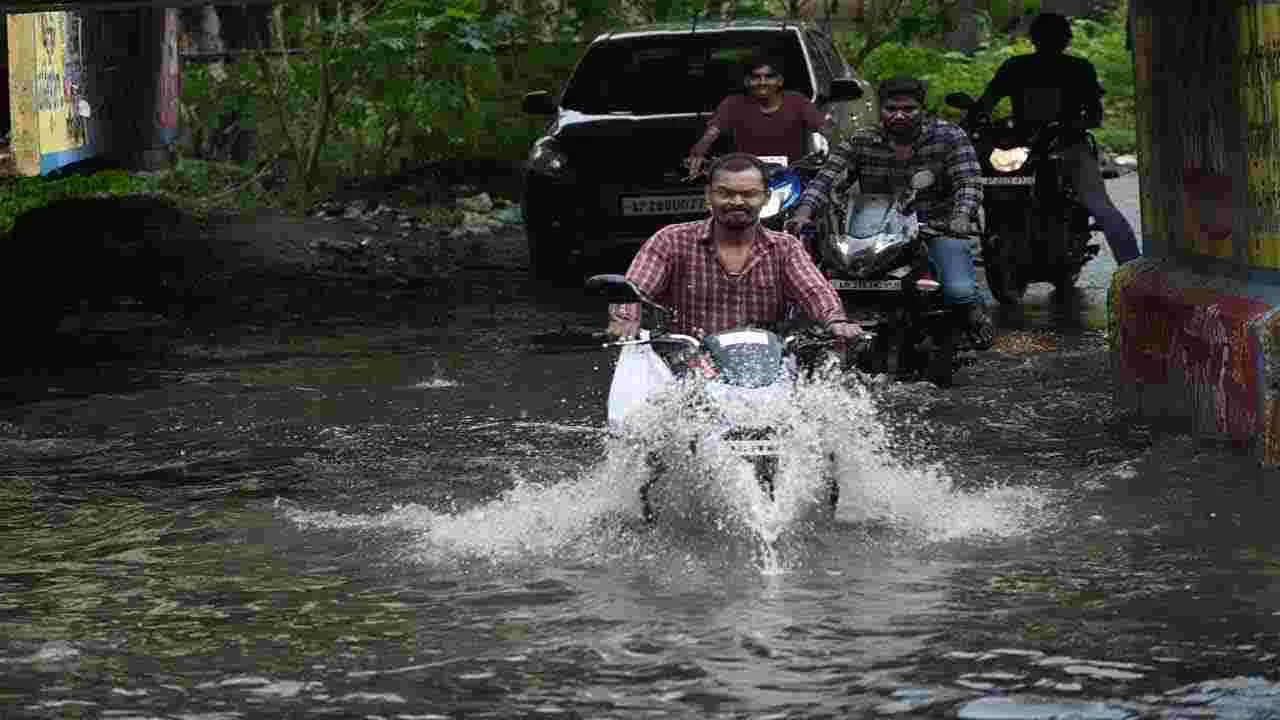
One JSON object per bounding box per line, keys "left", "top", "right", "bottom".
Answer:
{"left": 1029, "top": 13, "right": 1072, "bottom": 51}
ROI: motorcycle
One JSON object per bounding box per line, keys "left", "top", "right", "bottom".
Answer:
{"left": 585, "top": 273, "right": 847, "bottom": 525}
{"left": 808, "top": 170, "right": 966, "bottom": 388}
{"left": 945, "top": 92, "right": 1102, "bottom": 305}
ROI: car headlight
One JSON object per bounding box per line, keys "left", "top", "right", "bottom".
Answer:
{"left": 989, "top": 146, "right": 1030, "bottom": 173}
{"left": 760, "top": 175, "right": 802, "bottom": 219}
{"left": 528, "top": 137, "right": 569, "bottom": 177}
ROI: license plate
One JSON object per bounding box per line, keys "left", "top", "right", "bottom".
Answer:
{"left": 725, "top": 439, "right": 780, "bottom": 457}
{"left": 831, "top": 279, "right": 902, "bottom": 291}
{"left": 981, "top": 176, "right": 1035, "bottom": 185}
{"left": 620, "top": 194, "right": 704, "bottom": 216}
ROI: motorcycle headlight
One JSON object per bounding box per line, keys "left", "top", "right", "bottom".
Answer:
{"left": 760, "top": 175, "right": 802, "bottom": 219}
{"left": 829, "top": 233, "right": 910, "bottom": 275}
{"left": 989, "top": 146, "right": 1030, "bottom": 173}
{"left": 528, "top": 137, "right": 569, "bottom": 177}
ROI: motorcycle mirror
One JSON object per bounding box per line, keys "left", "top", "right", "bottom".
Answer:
{"left": 944, "top": 92, "right": 974, "bottom": 110}
{"left": 910, "top": 170, "right": 935, "bottom": 190}
{"left": 584, "top": 274, "right": 674, "bottom": 316}
{"left": 584, "top": 274, "right": 641, "bottom": 302}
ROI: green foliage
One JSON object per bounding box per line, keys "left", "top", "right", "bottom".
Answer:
{"left": 0, "top": 171, "right": 160, "bottom": 235}
{"left": 153, "top": 159, "right": 277, "bottom": 214}
{"left": 176, "top": 0, "right": 1137, "bottom": 203}
{"left": 0, "top": 160, "right": 279, "bottom": 235}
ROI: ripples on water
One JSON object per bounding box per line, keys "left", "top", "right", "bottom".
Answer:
{"left": 7, "top": 334, "right": 1280, "bottom": 718}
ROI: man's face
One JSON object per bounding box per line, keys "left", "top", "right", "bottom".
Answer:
{"left": 880, "top": 95, "right": 923, "bottom": 138}
{"left": 745, "top": 65, "right": 783, "bottom": 100}
{"left": 706, "top": 167, "right": 768, "bottom": 230}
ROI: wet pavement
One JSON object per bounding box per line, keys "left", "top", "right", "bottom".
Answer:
{"left": 5, "top": 171, "right": 1280, "bottom": 719}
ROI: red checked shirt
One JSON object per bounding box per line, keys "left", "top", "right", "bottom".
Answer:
{"left": 608, "top": 218, "right": 847, "bottom": 336}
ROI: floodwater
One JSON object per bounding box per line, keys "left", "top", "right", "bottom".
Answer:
{"left": 5, "top": 178, "right": 1280, "bottom": 719}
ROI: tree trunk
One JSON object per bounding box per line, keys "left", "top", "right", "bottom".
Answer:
{"left": 944, "top": 0, "right": 981, "bottom": 53}
{"left": 200, "top": 5, "right": 226, "bottom": 80}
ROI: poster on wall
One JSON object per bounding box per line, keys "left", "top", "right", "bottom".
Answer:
{"left": 33, "top": 12, "right": 87, "bottom": 155}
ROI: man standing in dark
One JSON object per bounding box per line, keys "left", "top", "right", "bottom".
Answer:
{"left": 970, "top": 12, "right": 1141, "bottom": 265}
{"left": 684, "top": 55, "right": 831, "bottom": 178}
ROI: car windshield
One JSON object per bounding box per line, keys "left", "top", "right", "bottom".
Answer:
{"left": 560, "top": 31, "right": 812, "bottom": 115}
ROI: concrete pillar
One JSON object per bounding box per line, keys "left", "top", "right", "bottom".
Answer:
{"left": 133, "top": 7, "right": 181, "bottom": 170}
{"left": 1109, "top": 0, "right": 1280, "bottom": 463}
{"left": 6, "top": 7, "right": 181, "bottom": 175}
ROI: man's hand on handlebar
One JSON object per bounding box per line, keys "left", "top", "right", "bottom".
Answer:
{"left": 606, "top": 317, "right": 641, "bottom": 340}
{"left": 683, "top": 155, "right": 706, "bottom": 180}
{"left": 827, "top": 320, "right": 868, "bottom": 340}
{"left": 784, "top": 207, "right": 815, "bottom": 237}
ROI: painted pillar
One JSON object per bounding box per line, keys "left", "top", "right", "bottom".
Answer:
{"left": 134, "top": 7, "right": 181, "bottom": 170}
{"left": 7, "top": 12, "right": 96, "bottom": 175}
{"left": 1109, "top": 0, "right": 1280, "bottom": 464}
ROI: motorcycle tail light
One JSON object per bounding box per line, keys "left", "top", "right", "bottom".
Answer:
{"left": 915, "top": 278, "right": 941, "bottom": 292}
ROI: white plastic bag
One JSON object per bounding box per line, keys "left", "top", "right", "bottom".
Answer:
{"left": 607, "top": 329, "right": 675, "bottom": 429}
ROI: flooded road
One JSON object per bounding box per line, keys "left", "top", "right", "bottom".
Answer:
{"left": 5, "top": 175, "right": 1280, "bottom": 719}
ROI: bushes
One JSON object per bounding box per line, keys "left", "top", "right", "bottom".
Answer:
{"left": 0, "top": 171, "right": 160, "bottom": 236}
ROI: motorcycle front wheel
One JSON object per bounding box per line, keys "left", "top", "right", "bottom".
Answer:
{"left": 982, "top": 233, "right": 1027, "bottom": 306}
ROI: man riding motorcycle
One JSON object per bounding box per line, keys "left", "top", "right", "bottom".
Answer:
{"left": 969, "top": 12, "right": 1140, "bottom": 265}
{"left": 605, "top": 153, "right": 863, "bottom": 342}
{"left": 787, "top": 76, "right": 994, "bottom": 350}
{"left": 684, "top": 55, "right": 832, "bottom": 179}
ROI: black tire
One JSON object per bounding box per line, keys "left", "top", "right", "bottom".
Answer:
{"left": 826, "top": 453, "right": 840, "bottom": 511}
{"left": 927, "top": 327, "right": 957, "bottom": 388}
{"left": 1054, "top": 268, "right": 1082, "bottom": 298}
{"left": 982, "top": 234, "right": 1026, "bottom": 306}
{"left": 755, "top": 456, "right": 778, "bottom": 501}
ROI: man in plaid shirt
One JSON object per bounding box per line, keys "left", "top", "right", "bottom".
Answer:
{"left": 787, "top": 76, "right": 993, "bottom": 349}
{"left": 606, "top": 153, "right": 864, "bottom": 341}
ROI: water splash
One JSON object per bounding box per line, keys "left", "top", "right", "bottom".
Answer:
{"left": 284, "top": 370, "right": 1054, "bottom": 569}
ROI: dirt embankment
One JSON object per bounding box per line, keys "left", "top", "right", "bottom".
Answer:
{"left": 3, "top": 161, "right": 529, "bottom": 343}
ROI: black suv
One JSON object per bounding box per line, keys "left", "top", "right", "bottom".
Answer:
{"left": 520, "top": 18, "right": 867, "bottom": 282}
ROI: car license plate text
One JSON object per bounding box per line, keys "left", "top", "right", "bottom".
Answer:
{"left": 981, "top": 176, "right": 1035, "bottom": 185}
{"left": 620, "top": 194, "right": 705, "bottom": 216}
{"left": 831, "top": 279, "right": 902, "bottom": 291}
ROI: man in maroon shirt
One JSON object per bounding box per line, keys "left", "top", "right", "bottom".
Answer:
{"left": 684, "top": 56, "right": 832, "bottom": 178}
{"left": 606, "top": 153, "right": 863, "bottom": 341}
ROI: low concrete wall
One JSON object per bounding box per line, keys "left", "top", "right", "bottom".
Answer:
{"left": 1110, "top": 0, "right": 1280, "bottom": 464}
{"left": 1109, "top": 258, "right": 1280, "bottom": 463}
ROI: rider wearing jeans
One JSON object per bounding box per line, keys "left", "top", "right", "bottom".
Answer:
{"left": 684, "top": 55, "right": 831, "bottom": 178}
{"left": 787, "top": 76, "right": 993, "bottom": 349}
{"left": 971, "top": 12, "right": 1140, "bottom": 265}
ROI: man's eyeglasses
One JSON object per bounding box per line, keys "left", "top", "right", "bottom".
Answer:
{"left": 883, "top": 105, "right": 921, "bottom": 117}
{"left": 711, "top": 187, "right": 767, "bottom": 203}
